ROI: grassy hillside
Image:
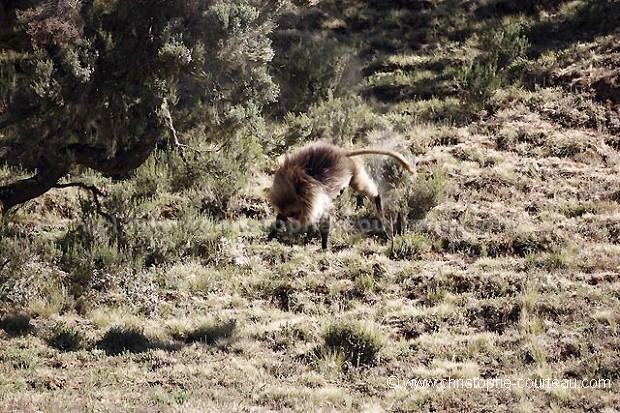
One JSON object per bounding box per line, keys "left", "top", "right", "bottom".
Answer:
{"left": 1, "top": 0, "right": 619, "bottom": 411}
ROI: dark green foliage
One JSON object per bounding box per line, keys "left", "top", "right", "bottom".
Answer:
{"left": 512, "top": 230, "right": 563, "bottom": 257}
{"left": 198, "top": 141, "right": 264, "bottom": 219}
{"left": 0, "top": 0, "right": 279, "bottom": 211}
{"left": 467, "top": 300, "right": 522, "bottom": 334}
{"left": 271, "top": 29, "right": 359, "bottom": 114}
{"left": 47, "top": 323, "right": 85, "bottom": 352}
{"left": 400, "top": 169, "right": 447, "bottom": 223}
{"left": 280, "top": 97, "right": 381, "bottom": 151}
{"left": 527, "top": 1, "right": 620, "bottom": 51}
{"left": 457, "top": 23, "right": 529, "bottom": 103}
{"left": 388, "top": 233, "right": 432, "bottom": 261}
{"left": 0, "top": 314, "right": 32, "bottom": 337}
{"left": 474, "top": 0, "right": 566, "bottom": 18}
{"left": 56, "top": 219, "right": 131, "bottom": 297}
{"left": 383, "top": 167, "right": 447, "bottom": 236}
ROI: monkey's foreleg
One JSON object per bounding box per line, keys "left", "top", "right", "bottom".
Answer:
{"left": 374, "top": 195, "right": 383, "bottom": 217}
{"left": 268, "top": 213, "right": 288, "bottom": 241}
{"left": 318, "top": 214, "right": 331, "bottom": 250}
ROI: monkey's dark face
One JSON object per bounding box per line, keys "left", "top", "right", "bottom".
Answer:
{"left": 282, "top": 204, "right": 301, "bottom": 219}
{"left": 267, "top": 167, "right": 306, "bottom": 222}
{"left": 274, "top": 200, "right": 304, "bottom": 223}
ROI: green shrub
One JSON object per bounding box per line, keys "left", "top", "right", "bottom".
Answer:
{"left": 457, "top": 22, "right": 530, "bottom": 103}
{"left": 47, "top": 322, "right": 85, "bottom": 352}
{"left": 280, "top": 97, "right": 384, "bottom": 151}
{"left": 159, "top": 126, "right": 265, "bottom": 219}
{"left": 122, "top": 153, "right": 170, "bottom": 201}
{"left": 271, "top": 29, "right": 359, "bottom": 114}
{"left": 322, "top": 321, "right": 384, "bottom": 367}
{"left": 392, "top": 97, "right": 471, "bottom": 125}
{"left": 525, "top": 250, "right": 570, "bottom": 271}
{"left": 0, "top": 314, "right": 32, "bottom": 337}
{"left": 512, "top": 230, "right": 563, "bottom": 257}
{"left": 57, "top": 221, "right": 133, "bottom": 297}
{"left": 353, "top": 273, "right": 377, "bottom": 297}
{"left": 424, "top": 282, "right": 449, "bottom": 306}
{"left": 0, "top": 259, "right": 71, "bottom": 314}
{"left": 199, "top": 142, "right": 263, "bottom": 218}
{"left": 391, "top": 167, "right": 447, "bottom": 231}
{"left": 388, "top": 233, "right": 433, "bottom": 260}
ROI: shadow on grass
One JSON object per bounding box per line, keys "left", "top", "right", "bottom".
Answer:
{"left": 95, "top": 320, "right": 237, "bottom": 356}
{"left": 172, "top": 320, "right": 237, "bottom": 345}
{"left": 0, "top": 316, "right": 238, "bottom": 356}
{"left": 474, "top": 0, "right": 566, "bottom": 18}
{"left": 95, "top": 326, "right": 182, "bottom": 356}
{"left": 527, "top": 1, "right": 620, "bottom": 55}
{"left": 43, "top": 321, "right": 92, "bottom": 352}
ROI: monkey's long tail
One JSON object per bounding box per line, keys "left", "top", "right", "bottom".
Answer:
{"left": 345, "top": 148, "right": 416, "bottom": 174}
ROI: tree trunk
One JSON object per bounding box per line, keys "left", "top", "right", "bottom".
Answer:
{"left": 0, "top": 159, "right": 71, "bottom": 213}
{"left": 0, "top": 129, "right": 159, "bottom": 214}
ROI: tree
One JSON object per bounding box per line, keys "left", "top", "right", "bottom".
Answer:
{"left": 0, "top": 0, "right": 279, "bottom": 214}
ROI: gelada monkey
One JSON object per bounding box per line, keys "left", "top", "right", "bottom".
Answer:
{"left": 266, "top": 142, "right": 415, "bottom": 249}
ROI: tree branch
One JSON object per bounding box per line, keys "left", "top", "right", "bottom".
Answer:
{"left": 0, "top": 120, "right": 161, "bottom": 213}
{"left": 70, "top": 129, "right": 159, "bottom": 175}
{"left": 53, "top": 181, "right": 123, "bottom": 244}
{"left": 161, "top": 98, "right": 186, "bottom": 149}
{"left": 53, "top": 182, "right": 115, "bottom": 224}
{"left": 0, "top": 259, "right": 10, "bottom": 275}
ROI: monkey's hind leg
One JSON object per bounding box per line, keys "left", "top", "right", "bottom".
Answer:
{"left": 349, "top": 159, "right": 379, "bottom": 200}
{"left": 350, "top": 161, "right": 388, "bottom": 239}
{"left": 319, "top": 214, "right": 331, "bottom": 250}
{"left": 374, "top": 193, "right": 383, "bottom": 218}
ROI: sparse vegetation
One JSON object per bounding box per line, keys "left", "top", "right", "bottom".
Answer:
{"left": 1, "top": 0, "right": 619, "bottom": 411}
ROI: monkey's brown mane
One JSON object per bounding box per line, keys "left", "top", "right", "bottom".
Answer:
{"left": 268, "top": 164, "right": 323, "bottom": 225}
{"left": 286, "top": 143, "right": 353, "bottom": 194}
